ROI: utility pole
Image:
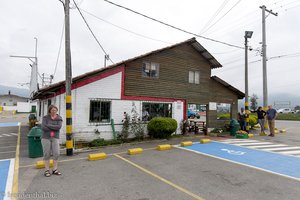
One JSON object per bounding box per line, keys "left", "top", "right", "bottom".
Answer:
{"left": 64, "top": 0, "right": 73, "bottom": 156}
{"left": 244, "top": 31, "right": 253, "bottom": 133}
{"left": 260, "top": 5, "right": 278, "bottom": 110}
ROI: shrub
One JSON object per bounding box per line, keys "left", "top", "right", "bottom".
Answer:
{"left": 130, "top": 102, "right": 146, "bottom": 140}
{"left": 89, "top": 138, "right": 122, "bottom": 147}
{"left": 147, "top": 117, "right": 177, "bottom": 139}
{"left": 218, "top": 113, "right": 230, "bottom": 120}
{"left": 119, "top": 113, "right": 130, "bottom": 141}
{"left": 248, "top": 114, "right": 258, "bottom": 128}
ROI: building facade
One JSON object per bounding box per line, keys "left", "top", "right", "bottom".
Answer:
{"left": 33, "top": 38, "right": 244, "bottom": 143}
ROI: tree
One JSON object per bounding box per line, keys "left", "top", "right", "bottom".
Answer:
{"left": 130, "top": 102, "right": 145, "bottom": 140}
{"left": 118, "top": 112, "right": 130, "bottom": 141}
{"left": 295, "top": 105, "right": 300, "bottom": 111}
{"left": 250, "top": 94, "right": 258, "bottom": 111}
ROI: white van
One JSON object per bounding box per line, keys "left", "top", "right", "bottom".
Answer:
{"left": 277, "top": 108, "right": 294, "bottom": 114}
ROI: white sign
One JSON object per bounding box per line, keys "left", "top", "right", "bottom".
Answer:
{"left": 221, "top": 149, "right": 246, "bottom": 155}
{"left": 209, "top": 102, "right": 217, "bottom": 110}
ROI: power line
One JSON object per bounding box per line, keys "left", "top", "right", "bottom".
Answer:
{"left": 199, "top": 0, "right": 230, "bottom": 34}
{"left": 53, "top": 20, "right": 65, "bottom": 80}
{"left": 103, "top": 0, "right": 244, "bottom": 49}
{"left": 214, "top": 52, "right": 300, "bottom": 73}
{"left": 73, "top": 0, "right": 114, "bottom": 64}
{"left": 80, "top": 8, "right": 171, "bottom": 45}
{"left": 201, "top": 0, "right": 243, "bottom": 35}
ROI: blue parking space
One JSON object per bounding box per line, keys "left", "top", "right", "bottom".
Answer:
{"left": 179, "top": 142, "right": 300, "bottom": 181}
{"left": 0, "top": 159, "right": 14, "bottom": 200}
{"left": 0, "top": 122, "right": 20, "bottom": 127}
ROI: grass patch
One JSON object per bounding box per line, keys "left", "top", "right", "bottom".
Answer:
{"left": 277, "top": 113, "right": 300, "bottom": 121}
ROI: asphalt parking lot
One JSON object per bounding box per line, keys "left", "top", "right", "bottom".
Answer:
{"left": 18, "top": 137, "right": 300, "bottom": 200}
{"left": 1, "top": 115, "right": 300, "bottom": 200}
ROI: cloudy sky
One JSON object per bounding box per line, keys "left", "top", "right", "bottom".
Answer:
{"left": 1, "top": 0, "right": 300, "bottom": 102}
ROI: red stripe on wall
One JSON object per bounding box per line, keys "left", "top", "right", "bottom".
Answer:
{"left": 41, "top": 65, "right": 124, "bottom": 100}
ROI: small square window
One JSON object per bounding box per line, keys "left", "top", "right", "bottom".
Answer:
{"left": 188, "top": 70, "right": 200, "bottom": 84}
{"left": 143, "top": 62, "right": 159, "bottom": 78}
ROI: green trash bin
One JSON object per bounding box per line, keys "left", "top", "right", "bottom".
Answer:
{"left": 28, "top": 127, "right": 43, "bottom": 158}
{"left": 229, "top": 119, "right": 240, "bottom": 136}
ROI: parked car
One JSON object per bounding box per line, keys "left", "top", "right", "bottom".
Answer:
{"left": 188, "top": 110, "right": 200, "bottom": 118}
{"left": 277, "top": 108, "right": 294, "bottom": 114}
{"left": 296, "top": 110, "right": 300, "bottom": 115}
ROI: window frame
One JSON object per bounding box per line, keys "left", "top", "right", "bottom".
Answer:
{"left": 142, "top": 102, "right": 172, "bottom": 121}
{"left": 89, "top": 100, "right": 111, "bottom": 124}
{"left": 142, "top": 62, "right": 160, "bottom": 78}
{"left": 188, "top": 70, "right": 200, "bottom": 84}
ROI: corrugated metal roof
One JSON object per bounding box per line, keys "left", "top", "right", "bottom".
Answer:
{"left": 191, "top": 41, "right": 222, "bottom": 68}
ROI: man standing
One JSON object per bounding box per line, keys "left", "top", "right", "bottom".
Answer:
{"left": 266, "top": 105, "right": 277, "bottom": 137}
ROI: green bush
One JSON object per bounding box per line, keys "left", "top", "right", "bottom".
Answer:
{"left": 277, "top": 113, "right": 300, "bottom": 121}
{"left": 218, "top": 113, "right": 230, "bottom": 120}
{"left": 89, "top": 139, "right": 122, "bottom": 147}
{"left": 248, "top": 114, "right": 258, "bottom": 128}
{"left": 147, "top": 117, "right": 178, "bottom": 139}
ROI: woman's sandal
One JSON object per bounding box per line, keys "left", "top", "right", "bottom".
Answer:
{"left": 44, "top": 170, "right": 51, "bottom": 177}
{"left": 52, "top": 169, "right": 62, "bottom": 175}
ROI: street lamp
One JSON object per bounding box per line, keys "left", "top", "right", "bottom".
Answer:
{"left": 245, "top": 31, "right": 253, "bottom": 132}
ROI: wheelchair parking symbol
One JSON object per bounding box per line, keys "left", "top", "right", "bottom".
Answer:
{"left": 221, "top": 148, "right": 246, "bottom": 155}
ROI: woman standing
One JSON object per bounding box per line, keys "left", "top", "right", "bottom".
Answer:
{"left": 255, "top": 106, "right": 266, "bottom": 134}
{"left": 41, "top": 105, "right": 63, "bottom": 177}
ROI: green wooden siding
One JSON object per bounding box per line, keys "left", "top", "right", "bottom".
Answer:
{"left": 124, "top": 43, "right": 212, "bottom": 104}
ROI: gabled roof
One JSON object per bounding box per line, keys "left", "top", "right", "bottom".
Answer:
{"left": 211, "top": 76, "right": 245, "bottom": 99}
{"left": 33, "top": 38, "right": 222, "bottom": 99}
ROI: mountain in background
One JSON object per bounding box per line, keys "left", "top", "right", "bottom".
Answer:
{"left": 0, "top": 85, "right": 29, "bottom": 97}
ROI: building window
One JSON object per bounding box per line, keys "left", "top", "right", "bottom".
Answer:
{"left": 188, "top": 71, "right": 200, "bottom": 84}
{"left": 142, "top": 102, "right": 172, "bottom": 121}
{"left": 89, "top": 100, "right": 111, "bottom": 123}
{"left": 142, "top": 62, "right": 159, "bottom": 78}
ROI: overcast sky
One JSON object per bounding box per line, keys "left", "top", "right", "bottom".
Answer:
{"left": 1, "top": 0, "right": 300, "bottom": 102}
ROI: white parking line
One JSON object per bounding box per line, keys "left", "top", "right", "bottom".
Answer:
{"left": 10, "top": 133, "right": 18, "bottom": 136}
{"left": 278, "top": 150, "right": 300, "bottom": 155}
{"left": 221, "top": 140, "right": 259, "bottom": 144}
{"left": 265, "top": 147, "right": 300, "bottom": 151}
{"left": 238, "top": 142, "right": 273, "bottom": 146}
{"left": 2, "top": 134, "right": 12, "bottom": 137}
{"left": 253, "top": 144, "right": 288, "bottom": 148}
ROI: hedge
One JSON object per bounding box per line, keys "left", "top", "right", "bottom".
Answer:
{"left": 147, "top": 117, "right": 178, "bottom": 139}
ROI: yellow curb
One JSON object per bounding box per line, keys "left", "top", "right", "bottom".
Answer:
{"left": 35, "top": 159, "right": 53, "bottom": 169}
{"left": 128, "top": 148, "right": 143, "bottom": 155}
{"left": 88, "top": 153, "right": 107, "bottom": 161}
{"left": 156, "top": 144, "right": 172, "bottom": 151}
{"left": 180, "top": 141, "right": 193, "bottom": 147}
{"left": 200, "top": 139, "right": 211, "bottom": 144}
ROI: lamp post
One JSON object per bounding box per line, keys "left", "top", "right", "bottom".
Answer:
{"left": 245, "top": 31, "right": 253, "bottom": 132}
